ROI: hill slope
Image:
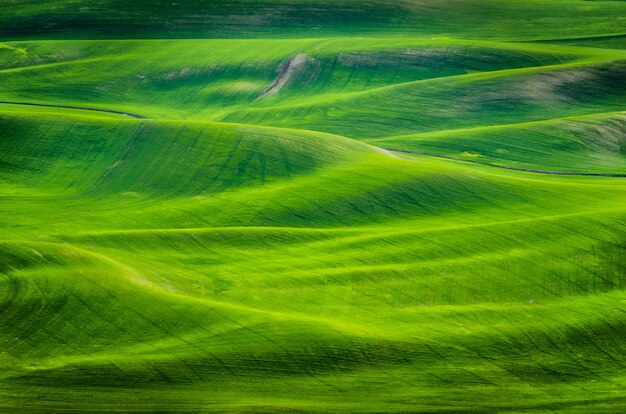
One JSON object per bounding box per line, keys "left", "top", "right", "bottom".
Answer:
{"left": 2, "top": 0, "right": 626, "bottom": 40}
{"left": 1, "top": 2, "right": 626, "bottom": 413}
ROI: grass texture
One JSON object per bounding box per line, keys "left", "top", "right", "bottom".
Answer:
{"left": 1, "top": 1, "right": 626, "bottom": 413}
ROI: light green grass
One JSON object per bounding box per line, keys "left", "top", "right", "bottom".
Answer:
{"left": 370, "top": 112, "right": 626, "bottom": 173}
{"left": 1, "top": 3, "right": 626, "bottom": 413}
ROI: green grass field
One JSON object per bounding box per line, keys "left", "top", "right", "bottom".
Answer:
{"left": 1, "top": 1, "right": 626, "bottom": 412}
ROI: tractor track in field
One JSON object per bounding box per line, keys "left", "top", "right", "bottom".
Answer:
{"left": 0, "top": 101, "right": 145, "bottom": 119}
{"left": 255, "top": 53, "right": 307, "bottom": 100}
{"left": 383, "top": 147, "right": 626, "bottom": 177}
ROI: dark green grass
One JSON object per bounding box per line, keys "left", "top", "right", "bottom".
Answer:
{"left": 2, "top": 0, "right": 626, "bottom": 40}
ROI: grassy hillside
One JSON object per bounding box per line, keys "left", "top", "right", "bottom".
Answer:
{"left": 2, "top": 0, "right": 626, "bottom": 40}
{"left": 372, "top": 112, "right": 626, "bottom": 174}
{"left": 1, "top": 1, "right": 626, "bottom": 413}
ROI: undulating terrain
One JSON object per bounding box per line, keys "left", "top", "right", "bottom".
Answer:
{"left": 1, "top": 1, "right": 626, "bottom": 412}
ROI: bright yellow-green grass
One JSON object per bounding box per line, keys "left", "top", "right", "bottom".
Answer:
{"left": 1, "top": 2, "right": 626, "bottom": 413}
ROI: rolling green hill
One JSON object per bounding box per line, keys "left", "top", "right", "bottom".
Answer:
{"left": 2, "top": 0, "right": 626, "bottom": 40}
{"left": 1, "top": 1, "right": 626, "bottom": 413}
